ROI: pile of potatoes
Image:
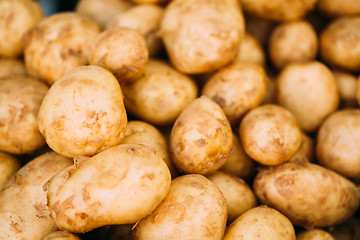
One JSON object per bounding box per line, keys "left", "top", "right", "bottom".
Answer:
{"left": 0, "top": 0, "right": 360, "bottom": 239}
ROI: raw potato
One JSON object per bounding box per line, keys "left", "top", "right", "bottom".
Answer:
{"left": 253, "top": 162, "right": 360, "bottom": 228}
{"left": 329, "top": 217, "right": 360, "bottom": 240}
{"left": 160, "top": 0, "right": 245, "bottom": 74}
{"left": 37, "top": 66, "right": 127, "bottom": 158}
{"left": 0, "top": 58, "right": 27, "bottom": 78}
{"left": 333, "top": 69, "right": 358, "bottom": 107}
{"left": 317, "top": 0, "right": 360, "bottom": 17}
{"left": 320, "top": 16, "right": 360, "bottom": 72}
{"left": 223, "top": 206, "right": 296, "bottom": 240}
{"left": 245, "top": 14, "right": 275, "bottom": 47}
{"left": 132, "top": 174, "right": 227, "bottom": 240}
{"left": 133, "top": 0, "right": 168, "bottom": 3}
{"left": 233, "top": 33, "right": 265, "bottom": 66}
{"left": 202, "top": 62, "right": 267, "bottom": 126}
{"left": 207, "top": 171, "right": 257, "bottom": 223}
{"left": 316, "top": 109, "right": 360, "bottom": 179}
{"left": 288, "top": 133, "right": 314, "bottom": 163}
{"left": 0, "top": 152, "right": 20, "bottom": 187}
{"left": 43, "top": 231, "right": 81, "bottom": 240}
{"left": 169, "top": 96, "right": 233, "bottom": 175}
{"left": 0, "top": 152, "right": 72, "bottom": 240}
{"left": 277, "top": 61, "right": 339, "bottom": 132}
{"left": 269, "top": 20, "right": 318, "bottom": 69}
{"left": 122, "top": 59, "right": 198, "bottom": 126}
{"left": 0, "top": 76, "right": 48, "bottom": 154}
{"left": 0, "top": 0, "right": 43, "bottom": 57}
{"left": 23, "top": 12, "right": 101, "bottom": 85}
{"left": 239, "top": 104, "right": 302, "bottom": 166}
{"left": 46, "top": 144, "right": 171, "bottom": 233}
{"left": 86, "top": 27, "right": 148, "bottom": 82}
{"left": 297, "top": 229, "right": 334, "bottom": 240}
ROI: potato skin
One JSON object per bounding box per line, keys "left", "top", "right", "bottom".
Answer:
{"left": 233, "top": 33, "right": 265, "bottom": 66}
{"left": 132, "top": 174, "right": 227, "bottom": 240}
{"left": 46, "top": 144, "right": 171, "bottom": 233}
{"left": 37, "top": 66, "right": 127, "bottom": 158}
{"left": 333, "top": 69, "right": 358, "bottom": 108}
{"left": 0, "top": 58, "right": 27, "bottom": 78}
{"left": 253, "top": 162, "right": 360, "bottom": 228}
{"left": 42, "top": 231, "right": 81, "bottom": 240}
{"left": 317, "top": 0, "right": 360, "bottom": 17}
{"left": 296, "top": 229, "right": 334, "bottom": 240}
{"left": 0, "top": 152, "right": 20, "bottom": 188}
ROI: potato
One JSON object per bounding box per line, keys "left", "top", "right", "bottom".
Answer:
{"left": 245, "top": 14, "right": 275, "bottom": 47}
{"left": 23, "top": 12, "right": 101, "bottom": 85}
{"left": 238, "top": 0, "right": 318, "bottom": 21}
{"left": 207, "top": 171, "right": 257, "bottom": 223}
{"left": 160, "top": 0, "right": 245, "bottom": 74}
{"left": 0, "top": 152, "right": 72, "bottom": 240}
{"left": 316, "top": 109, "right": 360, "bottom": 179}
{"left": 253, "top": 162, "right": 360, "bottom": 228}
{"left": 233, "top": 33, "right": 265, "bottom": 66}
{"left": 320, "top": 16, "right": 360, "bottom": 72}
{"left": 122, "top": 59, "right": 198, "bottom": 126}
{"left": 37, "top": 66, "right": 127, "bottom": 158}
{"left": 317, "top": 0, "right": 360, "bottom": 17}
{"left": 223, "top": 206, "right": 296, "bottom": 240}
{"left": 277, "top": 61, "right": 339, "bottom": 132}
{"left": 0, "top": 0, "right": 43, "bottom": 57}
{"left": 132, "top": 174, "right": 227, "bottom": 240}
{"left": 0, "top": 152, "right": 20, "bottom": 187}
{"left": 86, "top": 27, "right": 148, "bottom": 83}
{"left": 297, "top": 229, "right": 334, "bottom": 240}
{"left": 46, "top": 144, "right": 171, "bottom": 233}
{"left": 0, "top": 76, "right": 48, "bottom": 154}
{"left": 43, "top": 231, "right": 81, "bottom": 240}
{"left": 261, "top": 75, "right": 277, "bottom": 104}
{"left": 333, "top": 69, "right": 358, "bottom": 107}
{"left": 239, "top": 104, "right": 302, "bottom": 166}
{"left": 288, "top": 132, "right": 314, "bottom": 163}
{"left": 202, "top": 63, "right": 267, "bottom": 126}
{"left": 329, "top": 217, "right": 360, "bottom": 240}
{"left": 133, "top": 0, "right": 168, "bottom": 3}
{"left": 269, "top": 20, "right": 318, "bottom": 70}
{"left": 0, "top": 58, "right": 27, "bottom": 78}
{"left": 122, "top": 120, "right": 178, "bottom": 178}
{"left": 169, "top": 96, "right": 233, "bottom": 175}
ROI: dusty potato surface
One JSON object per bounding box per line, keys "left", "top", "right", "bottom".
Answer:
{"left": 233, "top": 33, "right": 265, "bottom": 66}
{"left": 333, "top": 69, "right": 358, "bottom": 107}
{"left": 288, "top": 133, "right": 314, "bottom": 164}
{"left": 0, "top": 152, "right": 20, "bottom": 188}
{"left": 43, "top": 231, "right": 81, "bottom": 240}
{"left": 0, "top": 58, "right": 27, "bottom": 78}
{"left": 317, "top": 0, "right": 360, "bottom": 17}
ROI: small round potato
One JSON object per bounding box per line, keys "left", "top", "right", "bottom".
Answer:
{"left": 169, "top": 96, "right": 233, "bottom": 175}
{"left": 202, "top": 62, "right": 267, "bottom": 126}
{"left": 46, "top": 144, "right": 171, "bottom": 233}
{"left": 297, "top": 229, "right": 335, "bottom": 240}
{"left": 288, "top": 133, "right": 314, "bottom": 164}
{"left": 317, "top": 0, "right": 360, "bottom": 17}
{"left": 223, "top": 206, "right": 296, "bottom": 240}
{"left": 86, "top": 27, "right": 148, "bottom": 82}
{"left": 0, "top": 0, "right": 43, "bottom": 57}
{"left": 320, "top": 16, "right": 360, "bottom": 72}
{"left": 0, "top": 58, "right": 27, "bottom": 78}
{"left": 239, "top": 104, "right": 302, "bottom": 166}
{"left": 333, "top": 69, "right": 358, "bottom": 107}
{"left": 233, "top": 33, "right": 265, "bottom": 66}
{"left": 37, "top": 66, "right": 127, "bottom": 158}
{"left": 0, "top": 152, "right": 20, "bottom": 187}
{"left": 43, "top": 231, "right": 81, "bottom": 240}
{"left": 132, "top": 174, "right": 227, "bottom": 240}
{"left": 0, "top": 76, "right": 48, "bottom": 154}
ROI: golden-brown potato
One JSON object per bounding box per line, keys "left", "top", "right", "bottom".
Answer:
{"left": 132, "top": 174, "right": 227, "bottom": 240}
{"left": 332, "top": 69, "right": 358, "bottom": 108}
{"left": 233, "top": 33, "right": 265, "bottom": 66}
{"left": 132, "top": 0, "right": 168, "bottom": 3}
{"left": 297, "top": 229, "right": 334, "bottom": 240}
{"left": 239, "top": 104, "right": 302, "bottom": 166}
{"left": 86, "top": 27, "right": 148, "bottom": 82}
{"left": 37, "top": 66, "right": 127, "bottom": 158}
{"left": 253, "top": 162, "right": 360, "bottom": 228}
{"left": 269, "top": 20, "right": 318, "bottom": 70}
{"left": 316, "top": 109, "right": 360, "bottom": 179}
{"left": 160, "top": 0, "right": 245, "bottom": 74}
{"left": 261, "top": 74, "right": 277, "bottom": 104}
{"left": 0, "top": 152, "right": 20, "bottom": 187}
{"left": 46, "top": 144, "right": 171, "bottom": 233}
{"left": 0, "top": 152, "right": 72, "bottom": 240}
{"left": 288, "top": 133, "right": 314, "bottom": 163}
{"left": 244, "top": 14, "right": 275, "bottom": 47}
{"left": 0, "top": 76, "right": 48, "bottom": 154}
{"left": 43, "top": 231, "right": 81, "bottom": 240}
{"left": 0, "top": 58, "right": 27, "bottom": 78}
{"left": 0, "top": 0, "right": 43, "bottom": 57}
{"left": 329, "top": 217, "right": 360, "bottom": 240}
{"left": 277, "top": 61, "right": 339, "bottom": 132}
{"left": 317, "top": 0, "right": 360, "bottom": 17}
{"left": 122, "top": 59, "right": 198, "bottom": 126}
{"left": 320, "top": 16, "right": 360, "bottom": 72}
{"left": 207, "top": 171, "right": 257, "bottom": 223}
{"left": 169, "top": 96, "right": 233, "bottom": 175}
{"left": 202, "top": 62, "right": 267, "bottom": 126}
{"left": 23, "top": 12, "right": 101, "bottom": 85}
{"left": 223, "top": 206, "right": 296, "bottom": 240}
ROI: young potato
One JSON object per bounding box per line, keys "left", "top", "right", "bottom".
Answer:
{"left": 23, "top": 12, "right": 101, "bottom": 85}
{"left": 0, "top": 76, "right": 48, "bottom": 154}
{"left": 288, "top": 132, "right": 314, "bottom": 163}
{"left": 43, "top": 231, "right": 81, "bottom": 240}
{"left": 122, "top": 120, "right": 178, "bottom": 178}
{"left": 0, "top": 152, "right": 20, "bottom": 187}
{"left": 277, "top": 61, "right": 339, "bottom": 132}
{"left": 122, "top": 59, "right": 198, "bottom": 126}
{"left": 160, "top": 0, "right": 245, "bottom": 74}
{"left": 0, "top": 152, "right": 72, "bottom": 240}
{"left": 37, "top": 66, "right": 127, "bottom": 158}
{"left": 320, "top": 16, "right": 360, "bottom": 72}
{"left": 0, "top": 0, "right": 43, "bottom": 57}
{"left": 317, "top": 0, "right": 360, "bottom": 17}
{"left": 86, "top": 27, "right": 148, "bottom": 83}
{"left": 201, "top": 62, "right": 267, "bottom": 126}
{"left": 253, "top": 162, "right": 360, "bottom": 228}
{"left": 169, "top": 96, "right": 233, "bottom": 175}
{"left": 329, "top": 217, "right": 360, "bottom": 240}
{"left": 46, "top": 144, "right": 171, "bottom": 233}
{"left": 239, "top": 104, "right": 302, "bottom": 166}
{"left": 223, "top": 206, "right": 296, "bottom": 240}
{"left": 316, "top": 109, "right": 360, "bottom": 179}
{"left": 0, "top": 58, "right": 27, "bottom": 78}
{"left": 207, "top": 171, "right": 257, "bottom": 223}
{"left": 297, "top": 229, "right": 334, "bottom": 240}
{"left": 233, "top": 33, "right": 265, "bottom": 66}
{"left": 269, "top": 20, "right": 318, "bottom": 70}
{"left": 332, "top": 69, "right": 358, "bottom": 108}
{"left": 132, "top": 174, "right": 227, "bottom": 240}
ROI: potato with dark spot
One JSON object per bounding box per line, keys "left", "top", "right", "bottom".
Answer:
{"left": 297, "top": 229, "right": 334, "bottom": 240}
{"left": 0, "top": 58, "right": 27, "bottom": 78}
{"left": 132, "top": 174, "right": 227, "bottom": 240}
{"left": 0, "top": 152, "right": 20, "bottom": 187}
{"left": 43, "top": 231, "right": 81, "bottom": 240}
